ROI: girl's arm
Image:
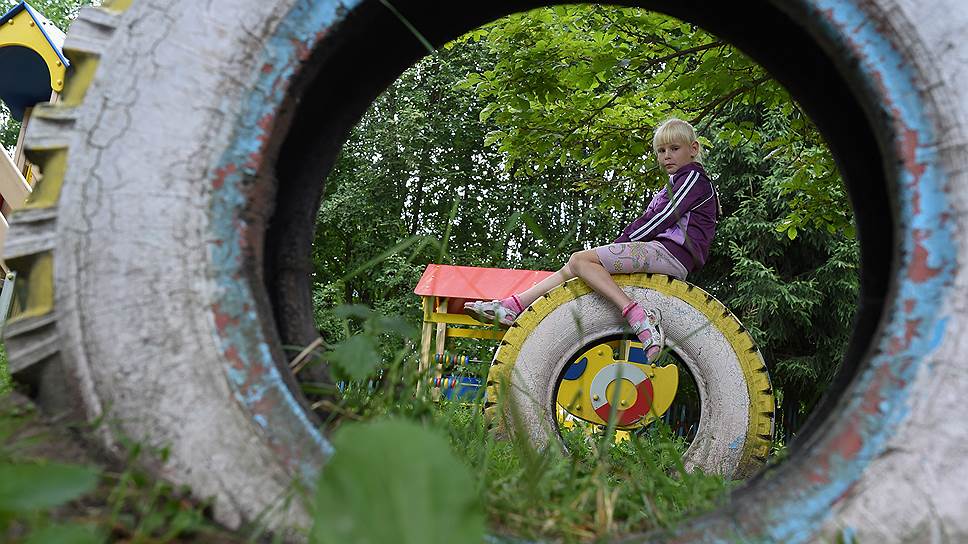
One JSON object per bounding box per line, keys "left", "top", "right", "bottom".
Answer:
{"left": 623, "top": 169, "right": 713, "bottom": 242}
{"left": 614, "top": 197, "right": 659, "bottom": 243}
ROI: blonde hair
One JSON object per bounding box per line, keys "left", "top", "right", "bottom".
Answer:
{"left": 653, "top": 118, "right": 703, "bottom": 162}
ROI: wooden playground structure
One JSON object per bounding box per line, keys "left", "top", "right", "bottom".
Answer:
{"left": 413, "top": 263, "right": 553, "bottom": 399}
{"left": 0, "top": 1, "right": 67, "bottom": 324}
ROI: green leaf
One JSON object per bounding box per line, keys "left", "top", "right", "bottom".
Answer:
{"left": 375, "top": 315, "right": 418, "bottom": 337}
{"left": 482, "top": 130, "right": 505, "bottom": 147}
{"left": 787, "top": 226, "right": 798, "bottom": 240}
{"left": 0, "top": 462, "right": 99, "bottom": 512}
{"left": 334, "top": 304, "right": 373, "bottom": 320}
{"left": 326, "top": 335, "right": 381, "bottom": 381}
{"left": 479, "top": 102, "right": 498, "bottom": 123}
{"left": 24, "top": 523, "right": 104, "bottom": 544}
{"left": 310, "top": 420, "right": 483, "bottom": 544}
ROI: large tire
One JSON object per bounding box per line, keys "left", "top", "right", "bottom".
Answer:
{"left": 487, "top": 274, "right": 774, "bottom": 480}
{"left": 3, "top": 0, "right": 967, "bottom": 541}
{"left": 4, "top": 0, "right": 334, "bottom": 530}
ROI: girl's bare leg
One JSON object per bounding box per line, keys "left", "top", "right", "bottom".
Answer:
{"left": 515, "top": 249, "right": 632, "bottom": 309}
{"left": 565, "top": 249, "right": 633, "bottom": 309}
{"left": 515, "top": 269, "right": 569, "bottom": 308}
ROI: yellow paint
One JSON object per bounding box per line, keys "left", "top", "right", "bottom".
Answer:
{"left": 605, "top": 379, "right": 637, "bottom": 408}
{"left": 555, "top": 340, "right": 679, "bottom": 429}
{"left": 489, "top": 274, "right": 775, "bottom": 465}
{"left": 445, "top": 328, "right": 504, "bottom": 340}
{"left": 6, "top": 251, "right": 53, "bottom": 323}
{"left": 103, "top": 0, "right": 135, "bottom": 12}
{"left": 22, "top": 147, "right": 66, "bottom": 210}
{"left": 429, "top": 311, "right": 488, "bottom": 326}
{"left": 59, "top": 50, "right": 98, "bottom": 107}
{"left": 0, "top": 9, "right": 66, "bottom": 92}
{"left": 556, "top": 407, "right": 633, "bottom": 443}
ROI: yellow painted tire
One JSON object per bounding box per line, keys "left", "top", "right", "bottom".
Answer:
{"left": 486, "top": 274, "right": 774, "bottom": 479}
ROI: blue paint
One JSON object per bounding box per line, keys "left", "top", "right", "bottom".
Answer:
{"left": 627, "top": 345, "right": 647, "bottom": 364}
{"left": 205, "top": 0, "right": 956, "bottom": 537}
{"left": 729, "top": 436, "right": 743, "bottom": 450}
{"left": 753, "top": 0, "right": 956, "bottom": 542}
{"left": 929, "top": 316, "right": 948, "bottom": 353}
{"left": 562, "top": 357, "right": 588, "bottom": 380}
{"left": 207, "top": 0, "right": 369, "bottom": 484}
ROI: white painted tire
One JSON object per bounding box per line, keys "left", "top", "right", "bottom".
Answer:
{"left": 488, "top": 275, "right": 774, "bottom": 480}
{"left": 2, "top": 0, "right": 967, "bottom": 541}
{"left": 3, "top": 0, "right": 334, "bottom": 531}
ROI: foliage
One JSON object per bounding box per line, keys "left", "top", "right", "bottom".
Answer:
{"left": 0, "top": 344, "right": 9, "bottom": 396}
{"left": 302, "top": 318, "right": 728, "bottom": 543}
{"left": 458, "top": 5, "right": 851, "bottom": 237}
{"left": 311, "top": 419, "right": 484, "bottom": 544}
{"left": 317, "top": 4, "right": 858, "bottom": 436}
{"left": 0, "top": 399, "right": 235, "bottom": 543}
{"left": 443, "top": 403, "right": 729, "bottom": 541}
{"left": 311, "top": 34, "right": 624, "bottom": 346}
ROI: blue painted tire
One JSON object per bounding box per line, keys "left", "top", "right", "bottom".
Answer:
{"left": 5, "top": 0, "right": 967, "bottom": 540}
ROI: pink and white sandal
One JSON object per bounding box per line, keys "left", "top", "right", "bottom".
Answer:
{"left": 463, "top": 300, "right": 519, "bottom": 327}
{"left": 630, "top": 308, "right": 664, "bottom": 362}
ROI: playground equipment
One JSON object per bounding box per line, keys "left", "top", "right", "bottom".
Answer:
{"left": 413, "top": 264, "right": 549, "bottom": 399}
{"left": 415, "top": 264, "right": 775, "bottom": 480}
{"left": 6, "top": 0, "right": 968, "bottom": 540}
{"left": 0, "top": 1, "right": 67, "bottom": 329}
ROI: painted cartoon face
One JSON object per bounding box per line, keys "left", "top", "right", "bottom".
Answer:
{"left": 655, "top": 140, "right": 698, "bottom": 174}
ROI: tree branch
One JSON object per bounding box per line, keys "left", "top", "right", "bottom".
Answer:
{"left": 690, "top": 75, "right": 772, "bottom": 126}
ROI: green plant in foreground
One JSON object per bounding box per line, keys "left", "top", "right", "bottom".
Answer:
{"left": 312, "top": 419, "right": 484, "bottom": 544}
{"left": 310, "top": 306, "right": 732, "bottom": 543}
{"left": 438, "top": 401, "right": 730, "bottom": 542}
{"left": 0, "top": 399, "right": 235, "bottom": 543}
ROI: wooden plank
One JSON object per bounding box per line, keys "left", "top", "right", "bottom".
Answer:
{"left": 0, "top": 148, "right": 31, "bottom": 212}
{"left": 12, "top": 107, "right": 30, "bottom": 172}
{"left": 417, "top": 296, "right": 434, "bottom": 396}
{"left": 429, "top": 311, "right": 489, "bottom": 326}
{"left": 433, "top": 297, "right": 448, "bottom": 401}
{"left": 446, "top": 327, "right": 505, "bottom": 340}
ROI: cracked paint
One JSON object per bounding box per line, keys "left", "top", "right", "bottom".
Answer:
{"left": 656, "top": 1, "right": 958, "bottom": 543}
{"left": 747, "top": 0, "right": 957, "bottom": 542}
{"left": 191, "top": 0, "right": 958, "bottom": 538}
{"left": 206, "top": 0, "right": 362, "bottom": 488}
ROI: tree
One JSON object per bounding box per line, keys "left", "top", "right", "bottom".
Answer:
{"left": 314, "top": 5, "right": 860, "bottom": 435}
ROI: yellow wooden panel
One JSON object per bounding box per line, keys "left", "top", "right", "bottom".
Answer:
{"left": 429, "top": 311, "right": 493, "bottom": 326}
{"left": 445, "top": 328, "right": 505, "bottom": 340}
{"left": 22, "top": 147, "right": 66, "bottom": 210}
{"left": 6, "top": 251, "right": 53, "bottom": 323}
{"left": 59, "top": 50, "right": 98, "bottom": 107}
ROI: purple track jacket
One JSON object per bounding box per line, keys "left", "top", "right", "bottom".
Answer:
{"left": 613, "top": 162, "right": 718, "bottom": 273}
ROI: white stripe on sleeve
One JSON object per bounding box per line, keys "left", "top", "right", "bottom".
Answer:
{"left": 628, "top": 170, "right": 698, "bottom": 241}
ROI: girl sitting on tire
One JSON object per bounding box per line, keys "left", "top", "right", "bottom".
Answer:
{"left": 465, "top": 118, "right": 720, "bottom": 362}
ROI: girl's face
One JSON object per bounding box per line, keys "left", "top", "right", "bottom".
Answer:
{"left": 655, "top": 139, "right": 699, "bottom": 174}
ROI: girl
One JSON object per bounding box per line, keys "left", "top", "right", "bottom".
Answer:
{"left": 465, "top": 118, "right": 719, "bottom": 362}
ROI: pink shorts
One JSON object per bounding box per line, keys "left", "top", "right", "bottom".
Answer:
{"left": 595, "top": 241, "right": 688, "bottom": 279}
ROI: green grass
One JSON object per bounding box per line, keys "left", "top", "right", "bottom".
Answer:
{"left": 0, "top": 343, "right": 10, "bottom": 396}
{"left": 317, "top": 335, "right": 732, "bottom": 543}
{"left": 0, "top": 310, "right": 735, "bottom": 543}
{"left": 437, "top": 402, "right": 729, "bottom": 542}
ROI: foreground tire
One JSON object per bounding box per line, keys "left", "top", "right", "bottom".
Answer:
{"left": 4, "top": 0, "right": 332, "bottom": 530}
{"left": 4, "top": 0, "right": 968, "bottom": 541}
{"left": 487, "top": 274, "right": 774, "bottom": 480}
